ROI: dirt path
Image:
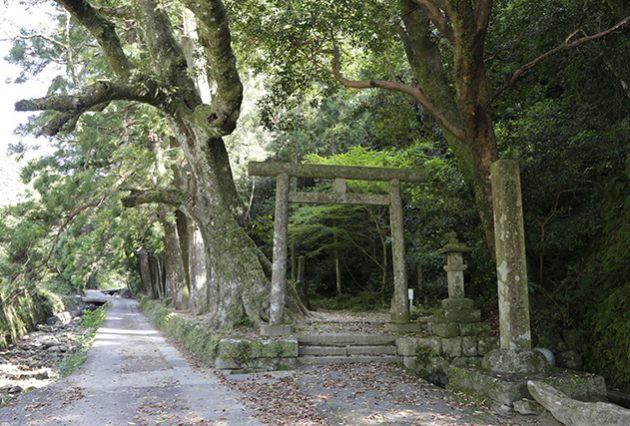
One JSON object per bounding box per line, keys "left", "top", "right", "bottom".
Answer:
{"left": 0, "top": 293, "right": 259, "bottom": 426}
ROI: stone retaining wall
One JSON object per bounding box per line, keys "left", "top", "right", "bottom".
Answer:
{"left": 397, "top": 298, "right": 499, "bottom": 385}
{"left": 140, "top": 297, "right": 298, "bottom": 371}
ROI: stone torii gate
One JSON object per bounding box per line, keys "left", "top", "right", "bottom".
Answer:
{"left": 248, "top": 161, "right": 427, "bottom": 336}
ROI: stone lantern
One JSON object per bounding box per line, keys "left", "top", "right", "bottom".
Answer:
{"left": 438, "top": 232, "right": 471, "bottom": 299}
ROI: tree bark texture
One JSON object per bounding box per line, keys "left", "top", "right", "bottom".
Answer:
{"left": 158, "top": 205, "right": 190, "bottom": 310}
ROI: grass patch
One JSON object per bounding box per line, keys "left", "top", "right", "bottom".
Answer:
{"left": 57, "top": 306, "right": 107, "bottom": 378}
{"left": 0, "top": 394, "right": 14, "bottom": 406}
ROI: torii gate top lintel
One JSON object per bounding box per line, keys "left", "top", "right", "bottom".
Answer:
{"left": 248, "top": 161, "right": 428, "bottom": 183}
{"left": 249, "top": 161, "right": 421, "bottom": 334}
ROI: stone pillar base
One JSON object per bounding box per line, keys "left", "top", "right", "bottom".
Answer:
{"left": 260, "top": 324, "right": 293, "bottom": 337}
{"left": 482, "top": 349, "right": 550, "bottom": 374}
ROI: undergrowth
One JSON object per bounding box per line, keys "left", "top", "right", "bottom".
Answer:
{"left": 57, "top": 306, "right": 107, "bottom": 377}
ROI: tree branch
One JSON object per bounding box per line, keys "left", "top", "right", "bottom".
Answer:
{"left": 490, "top": 15, "right": 630, "bottom": 104}
{"left": 328, "top": 41, "right": 465, "bottom": 140}
{"left": 1, "top": 34, "right": 66, "bottom": 49}
{"left": 411, "top": 0, "right": 454, "bottom": 43}
{"left": 122, "top": 189, "right": 186, "bottom": 208}
{"left": 44, "top": 197, "right": 106, "bottom": 267}
{"left": 15, "top": 79, "right": 166, "bottom": 135}
{"left": 55, "top": 0, "right": 134, "bottom": 79}
{"left": 92, "top": 5, "right": 132, "bottom": 19}
{"left": 475, "top": 0, "right": 493, "bottom": 33}
{"left": 182, "top": 0, "right": 243, "bottom": 134}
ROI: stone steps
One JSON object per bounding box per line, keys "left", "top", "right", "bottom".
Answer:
{"left": 298, "top": 334, "right": 396, "bottom": 346}
{"left": 299, "top": 355, "right": 402, "bottom": 365}
{"left": 299, "top": 345, "right": 397, "bottom": 356}
{"left": 297, "top": 334, "right": 400, "bottom": 365}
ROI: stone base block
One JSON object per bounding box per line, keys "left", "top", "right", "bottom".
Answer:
{"left": 431, "top": 322, "right": 460, "bottom": 337}
{"left": 442, "top": 337, "right": 462, "bottom": 357}
{"left": 260, "top": 324, "right": 293, "bottom": 337}
{"left": 448, "top": 366, "right": 607, "bottom": 406}
{"left": 444, "top": 308, "right": 481, "bottom": 323}
{"left": 385, "top": 322, "right": 423, "bottom": 333}
{"left": 459, "top": 322, "right": 492, "bottom": 336}
{"left": 482, "top": 349, "right": 550, "bottom": 374}
{"left": 405, "top": 356, "right": 450, "bottom": 387}
{"left": 396, "top": 336, "right": 441, "bottom": 356}
{"left": 477, "top": 336, "right": 499, "bottom": 355}
{"left": 441, "top": 298, "right": 475, "bottom": 310}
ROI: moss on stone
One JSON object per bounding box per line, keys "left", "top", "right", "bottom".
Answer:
{"left": 139, "top": 298, "right": 297, "bottom": 370}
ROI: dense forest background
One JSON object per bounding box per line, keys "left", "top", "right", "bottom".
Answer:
{"left": 0, "top": 0, "right": 628, "bottom": 391}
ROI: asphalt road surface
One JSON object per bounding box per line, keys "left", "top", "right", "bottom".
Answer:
{"left": 0, "top": 292, "right": 260, "bottom": 426}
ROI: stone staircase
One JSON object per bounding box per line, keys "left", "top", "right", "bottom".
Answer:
{"left": 297, "top": 334, "right": 402, "bottom": 365}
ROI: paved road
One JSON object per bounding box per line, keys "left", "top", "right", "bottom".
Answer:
{"left": 0, "top": 292, "right": 260, "bottom": 426}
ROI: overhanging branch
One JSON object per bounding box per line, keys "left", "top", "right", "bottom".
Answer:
{"left": 329, "top": 42, "right": 465, "bottom": 140}
{"left": 490, "top": 15, "right": 630, "bottom": 104}
{"left": 15, "top": 79, "right": 166, "bottom": 135}
{"left": 122, "top": 189, "right": 186, "bottom": 208}
{"left": 55, "top": 0, "right": 134, "bottom": 79}
{"left": 411, "top": 0, "right": 454, "bottom": 43}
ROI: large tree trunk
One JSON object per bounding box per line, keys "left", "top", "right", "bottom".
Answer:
{"left": 188, "top": 223, "right": 211, "bottom": 314}
{"left": 158, "top": 204, "right": 190, "bottom": 310}
{"left": 173, "top": 125, "right": 271, "bottom": 328}
{"left": 136, "top": 247, "right": 155, "bottom": 298}
{"left": 399, "top": 0, "right": 498, "bottom": 254}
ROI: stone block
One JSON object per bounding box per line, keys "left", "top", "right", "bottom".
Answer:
{"left": 405, "top": 356, "right": 450, "bottom": 387}
{"left": 250, "top": 357, "right": 298, "bottom": 371}
{"left": 403, "top": 356, "right": 417, "bottom": 370}
{"left": 430, "top": 356, "right": 450, "bottom": 373}
{"left": 255, "top": 338, "right": 299, "bottom": 358}
{"left": 441, "top": 337, "right": 462, "bottom": 357}
{"left": 528, "top": 380, "right": 629, "bottom": 426}
{"left": 299, "top": 346, "right": 346, "bottom": 356}
{"left": 461, "top": 336, "right": 478, "bottom": 356}
{"left": 448, "top": 366, "right": 607, "bottom": 407}
{"left": 483, "top": 349, "right": 550, "bottom": 374}
{"left": 441, "top": 298, "right": 474, "bottom": 310}
{"left": 447, "top": 366, "right": 528, "bottom": 405}
{"left": 385, "top": 322, "right": 423, "bottom": 333}
{"left": 513, "top": 398, "right": 544, "bottom": 415}
{"left": 347, "top": 345, "right": 397, "bottom": 355}
{"left": 431, "top": 310, "right": 445, "bottom": 321}
{"left": 214, "top": 357, "right": 239, "bottom": 369}
{"left": 396, "top": 336, "right": 441, "bottom": 356}
{"left": 444, "top": 308, "right": 481, "bottom": 323}
{"left": 297, "top": 334, "right": 395, "bottom": 346}
{"left": 477, "top": 336, "right": 499, "bottom": 355}
{"left": 459, "top": 322, "right": 492, "bottom": 336}
{"left": 542, "top": 369, "right": 607, "bottom": 402}
{"left": 431, "top": 322, "right": 460, "bottom": 338}
{"left": 260, "top": 324, "right": 293, "bottom": 336}
{"left": 451, "top": 356, "right": 482, "bottom": 367}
